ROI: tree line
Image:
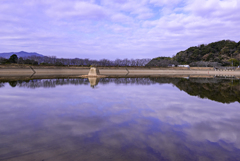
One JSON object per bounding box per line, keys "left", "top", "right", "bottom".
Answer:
{"left": 2, "top": 39, "right": 240, "bottom": 67}
{"left": 0, "top": 54, "right": 151, "bottom": 67}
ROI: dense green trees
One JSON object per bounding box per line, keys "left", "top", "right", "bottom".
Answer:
{"left": 228, "top": 58, "right": 239, "bottom": 66}
{"left": 9, "top": 54, "right": 18, "bottom": 63}
{"left": 0, "top": 54, "right": 38, "bottom": 65}
{"left": 173, "top": 40, "right": 240, "bottom": 66}
{"left": 145, "top": 40, "right": 240, "bottom": 67}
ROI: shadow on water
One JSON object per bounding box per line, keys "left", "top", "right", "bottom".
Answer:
{"left": 1, "top": 77, "right": 240, "bottom": 103}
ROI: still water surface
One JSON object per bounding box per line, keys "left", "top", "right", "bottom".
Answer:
{"left": 0, "top": 77, "right": 240, "bottom": 161}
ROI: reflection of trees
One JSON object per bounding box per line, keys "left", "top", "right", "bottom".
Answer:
{"left": 17, "top": 79, "right": 90, "bottom": 88}
{"left": 0, "top": 78, "right": 157, "bottom": 89}
{"left": 8, "top": 81, "right": 18, "bottom": 87}
{"left": 0, "top": 78, "right": 158, "bottom": 89}
{"left": 0, "top": 82, "right": 4, "bottom": 88}
{"left": 149, "top": 77, "right": 240, "bottom": 103}
{"left": 1, "top": 77, "right": 240, "bottom": 103}
{"left": 0, "top": 79, "right": 89, "bottom": 89}
{"left": 175, "top": 79, "right": 240, "bottom": 103}
{"left": 187, "top": 78, "right": 223, "bottom": 84}
{"left": 99, "top": 78, "right": 157, "bottom": 85}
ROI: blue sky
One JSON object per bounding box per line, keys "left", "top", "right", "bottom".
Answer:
{"left": 1, "top": 0, "right": 240, "bottom": 59}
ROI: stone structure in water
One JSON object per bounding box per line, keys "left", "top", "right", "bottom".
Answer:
{"left": 81, "top": 67, "right": 106, "bottom": 82}
{"left": 88, "top": 67, "right": 100, "bottom": 76}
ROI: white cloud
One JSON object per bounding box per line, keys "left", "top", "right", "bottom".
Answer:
{"left": 45, "top": 1, "right": 108, "bottom": 20}
{"left": 110, "top": 13, "right": 134, "bottom": 24}
{"left": 0, "top": 0, "right": 240, "bottom": 58}
{"left": 149, "top": 0, "right": 183, "bottom": 7}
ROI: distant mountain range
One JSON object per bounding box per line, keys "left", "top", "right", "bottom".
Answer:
{"left": 0, "top": 51, "right": 44, "bottom": 59}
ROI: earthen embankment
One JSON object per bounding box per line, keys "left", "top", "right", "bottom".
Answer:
{"left": 0, "top": 65, "right": 240, "bottom": 77}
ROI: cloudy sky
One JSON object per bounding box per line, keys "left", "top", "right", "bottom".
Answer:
{"left": 1, "top": 0, "right": 240, "bottom": 59}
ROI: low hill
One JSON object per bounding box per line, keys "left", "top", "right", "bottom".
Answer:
{"left": 147, "top": 40, "right": 240, "bottom": 67}
{"left": 0, "top": 51, "right": 44, "bottom": 59}
{"left": 173, "top": 40, "right": 240, "bottom": 66}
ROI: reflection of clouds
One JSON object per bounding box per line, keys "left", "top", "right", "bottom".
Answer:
{"left": 0, "top": 82, "right": 4, "bottom": 88}
{"left": 0, "top": 83, "right": 240, "bottom": 160}
{"left": 185, "top": 119, "right": 240, "bottom": 149}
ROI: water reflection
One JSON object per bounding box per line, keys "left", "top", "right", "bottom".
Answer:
{"left": 8, "top": 81, "right": 18, "bottom": 87}
{"left": 88, "top": 77, "right": 99, "bottom": 88}
{"left": 1, "top": 77, "right": 240, "bottom": 103}
{"left": 0, "top": 77, "right": 240, "bottom": 160}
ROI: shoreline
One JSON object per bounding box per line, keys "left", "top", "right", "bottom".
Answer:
{"left": 0, "top": 66, "right": 240, "bottom": 78}
{"left": 1, "top": 74, "right": 239, "bottom": 81}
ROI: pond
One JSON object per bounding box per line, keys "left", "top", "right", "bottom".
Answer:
{"left": 0, "top": 77, "right": 240, "bottom": 161}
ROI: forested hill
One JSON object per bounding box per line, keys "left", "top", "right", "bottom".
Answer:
{"left": 173, "top": 40, "right": 240, "bottom": 66}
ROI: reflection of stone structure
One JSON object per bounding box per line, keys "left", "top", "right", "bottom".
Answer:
{"left": 88, "top": 77, "right": 99, "bottom": 88}
{"left": 88, "top": 67, "right": 100, "bottom": 76}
